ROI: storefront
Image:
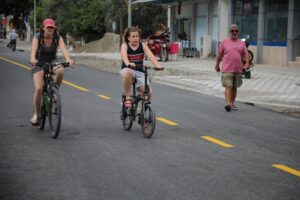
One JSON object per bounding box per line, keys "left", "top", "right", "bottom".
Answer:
{"left": 168, "top": 0, "right": 299, "bottom": 65}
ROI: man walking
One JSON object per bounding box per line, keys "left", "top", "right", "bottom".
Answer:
{"left": 215, "top": 24, "right": 249, "bottom": 112}
{"left": 7, "top": 29, "right": 18, "bottom": 51}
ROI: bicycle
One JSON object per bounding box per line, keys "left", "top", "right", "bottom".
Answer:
{"left": 35, "top": 62, "right": 70, "bottom": 138}
{"left": 120, "top": 65, "right": 163, "bottom": 138}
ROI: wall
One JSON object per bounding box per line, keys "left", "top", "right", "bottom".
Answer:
{"left": 292, "top": 0, "right": 300, "bottom": 58}
{"left": 263, "top": 46, "right": 287, "bottom": 65}
{"left": 249, "top": 45, "right": 286, "bottom": 65}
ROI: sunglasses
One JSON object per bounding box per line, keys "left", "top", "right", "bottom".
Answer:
{"left": 230, "top": 30, "right": 238, "bottom": 33}
{"left": 46, "top": 26, "right": 55, "bottom": 29}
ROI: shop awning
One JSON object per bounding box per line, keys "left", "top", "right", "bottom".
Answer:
{"left": 132, "top": 0, "right": 179, "bottom": 4}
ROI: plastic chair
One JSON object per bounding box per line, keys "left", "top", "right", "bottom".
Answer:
{"left": 169, "top": 42, "right": 179, "bottom": 61}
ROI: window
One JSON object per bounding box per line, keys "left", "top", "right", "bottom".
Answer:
{"left": 264, "top": 0, "right": 288, "bottom": 46}
{"left": 233, "top": 0, "right": 259, "bottom": 44}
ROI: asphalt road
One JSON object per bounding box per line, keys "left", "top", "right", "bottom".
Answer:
{"left": 0, "top": 47, "right": 299, "bottom": 200}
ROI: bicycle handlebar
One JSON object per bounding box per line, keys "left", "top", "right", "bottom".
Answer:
{"left": 35, "top": 62, "right": 70, "bottom": 68}
{"left": 144, "top": 66, "right": 164, "bottom": 71}
{"left": 132, "top": 64, "right": 164, "bottom": 71}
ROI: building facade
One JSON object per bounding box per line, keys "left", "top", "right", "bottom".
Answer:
{"left": 167, "top": 0, "right": 299, "bottom": 65}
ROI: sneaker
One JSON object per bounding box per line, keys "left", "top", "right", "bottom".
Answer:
{"left": 225, "top": 105, "right": 231, "bottom": 112}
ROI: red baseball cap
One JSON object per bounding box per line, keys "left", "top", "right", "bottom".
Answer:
{"left": 43, "top": 18, "right": 56, "bottom": 28}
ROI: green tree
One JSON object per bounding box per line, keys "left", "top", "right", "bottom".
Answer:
{"left": 1, "top": 0, "right": 33, "bottom": 17}
{"left": 28, "top": 0, "right": 167, "bottom": 42}
{"left": 29, "top": 0, "right": 108, "bottom": 42}
{"left": 132, "top": 3, "right": 167, "bottom": 38}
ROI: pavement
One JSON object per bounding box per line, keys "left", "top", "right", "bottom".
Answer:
{"left": 1, "top": 47, "right": 300, "bottom": 200}
{"left": 2, "top": 39, "right": 300, "bottom": 115}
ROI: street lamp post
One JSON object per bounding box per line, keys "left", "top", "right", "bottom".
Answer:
{"left": 128, "top": 0, "right": 132, "bottom": 27}
{"left": 34, "top": 0, "right": 36, "bottom": 34}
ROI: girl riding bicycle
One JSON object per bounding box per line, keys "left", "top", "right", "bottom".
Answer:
{"left": 30, "top": 18, "right": 74, "bottom": 125}
{"left": 120, "top": 26, "right": 162, "bottom": 108}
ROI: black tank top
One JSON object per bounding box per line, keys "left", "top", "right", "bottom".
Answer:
{"left": 35, "top": 32, "right": 60, "bottom": 63}
{"left": 122, "top": 42, "right": 145, "bottom": 72}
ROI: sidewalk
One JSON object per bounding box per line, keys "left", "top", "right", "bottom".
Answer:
{"left": 2, "top": 39, "right": 300, "bottom": 114}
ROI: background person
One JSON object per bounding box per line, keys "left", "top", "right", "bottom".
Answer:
{"left": 7, "top": 29, "right": 17, "bottom": 49}
{"left": 155, "top": 23, "right": 167, "bottom": 36}
{"left": 30, "top": 18, "right": 74, "bottom": 125}
{"left": 215, "top": 24, "right": 249, "bottom": 112}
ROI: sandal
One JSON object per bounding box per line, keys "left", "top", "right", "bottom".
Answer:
{"left": 30, "top": 114, "right": 38, "bottom": 126}
{"left": 231, "top": 105, "right": 237, "bottom": 111}
{"left": 124, "top": 99, "right": 132, "bottom": 108}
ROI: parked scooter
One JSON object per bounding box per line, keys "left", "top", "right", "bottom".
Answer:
{"left": 241, "top": 35, "right": 254, "bottom": 79}
{"left": 146, "top": 31, "right": 170, "bottom": 62}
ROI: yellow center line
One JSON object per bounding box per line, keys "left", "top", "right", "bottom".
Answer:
{"left": 0, "top": 56, "right": 31, "bottom": 70}
{"left": 156, "top": 117, "right": 178, "bottom": 126}
{"left": 201, "top": 136, "right": 234, "bottom": 148}
{"left": 272, "top": 164, "right": 300, "bottom": 177}
{"left": 62, "top": 80, "right": 90, "bottom": 92}
{"left": 97, "top": 94, "right": 111, "bottom": 100}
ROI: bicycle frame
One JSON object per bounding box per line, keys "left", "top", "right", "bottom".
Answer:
{"left": 35, "top": 62, "right": 69, "bottom": 138}
{"left": 124, "top": 66, "right": 160, "bottom": 120}
{"left": 121, "top": 65, "right": 163, "bottom": 137}
{"left": 41, "top": 65, "right": 57, "bottom": 114}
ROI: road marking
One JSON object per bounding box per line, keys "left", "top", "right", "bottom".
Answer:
{"left": 201, "top": 136, "right": 234, "bottom": 148}
{"left": 62, "top": 80, "right": 90, "bottom": 92}
{"left": 0, "top": 56, "right": 90, "bottom": 93}
{"left": 272, "top": 164, "right": 300, "bottom": 177}
{"left": 0, "top": 56, "right": 31, "bottom": 70}
{"left": 97, "top": 94, "right": 111, "bottom": 100}
{"left": 156, "top": 117, "right": 178, "bottom": 126}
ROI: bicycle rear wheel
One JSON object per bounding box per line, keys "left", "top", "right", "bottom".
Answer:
{"left": 48, "top": 87, "right": 61, "bottom": 138}
{"left": 141, "top": 104, "right": 156, "bottom": 138}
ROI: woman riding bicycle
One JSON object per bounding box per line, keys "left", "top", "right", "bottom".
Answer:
{"left": 30, "top": 18, "right": 73, "bottom": 125}
{"left": 120, "top": 26, "right": 162, "bottom": 108}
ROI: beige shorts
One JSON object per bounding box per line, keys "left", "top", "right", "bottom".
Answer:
{"left": 120, "top": 68, "right": 149, "bottom": 88}
{"left": 221, "top": 72, "right": 242, "bottom": 88}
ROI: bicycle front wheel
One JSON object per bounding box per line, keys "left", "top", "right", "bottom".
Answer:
{"left": 48, "top": 87, "right": 61, "bottom": 138}
{"left": 38, "top": 100, "right": 47, "bottom": 130}
{"left": 121, "top": 107, "right": 133, "bottom": 131}
{"left": 141, "top": 104, "right": 156, "bottom": 138}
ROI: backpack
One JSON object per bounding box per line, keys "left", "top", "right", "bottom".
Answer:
{"left": 37, "top": 31, "right": 60, "bottom": 58}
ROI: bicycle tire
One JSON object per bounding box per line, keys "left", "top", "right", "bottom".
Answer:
{"left": 245, "top": 71, "right": 251, "bottom": 79}
{"left": 248, "top": 50, "right": 254, "bottom": 62}
{"left": 121, "top": 106, "right": 134, "bottom": 131}
{"left": 38, "top": 102, "right": 47, "bottom": 130}
{"left": 48, "top": 87, "right": 61, "bottom": 138}
{"left": 141, "top": 104, "right": 156, "bottom": 138}
{"left": 161, "top": 47, "right": 167, "bottom": 62}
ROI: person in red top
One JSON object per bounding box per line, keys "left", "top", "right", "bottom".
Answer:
{"left": 215, "top": 24, "right": 249, "bottom": 112}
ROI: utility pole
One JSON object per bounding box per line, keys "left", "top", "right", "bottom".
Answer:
{"left": 128, "top": 0, "right": 132, "bottom": 27}
{"left": 34, "top": 0, "right": 36, "bottom": 34}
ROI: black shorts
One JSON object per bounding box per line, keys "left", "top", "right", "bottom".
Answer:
{"left": 31, "top": 66, "right": 43, "bottom": 76}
